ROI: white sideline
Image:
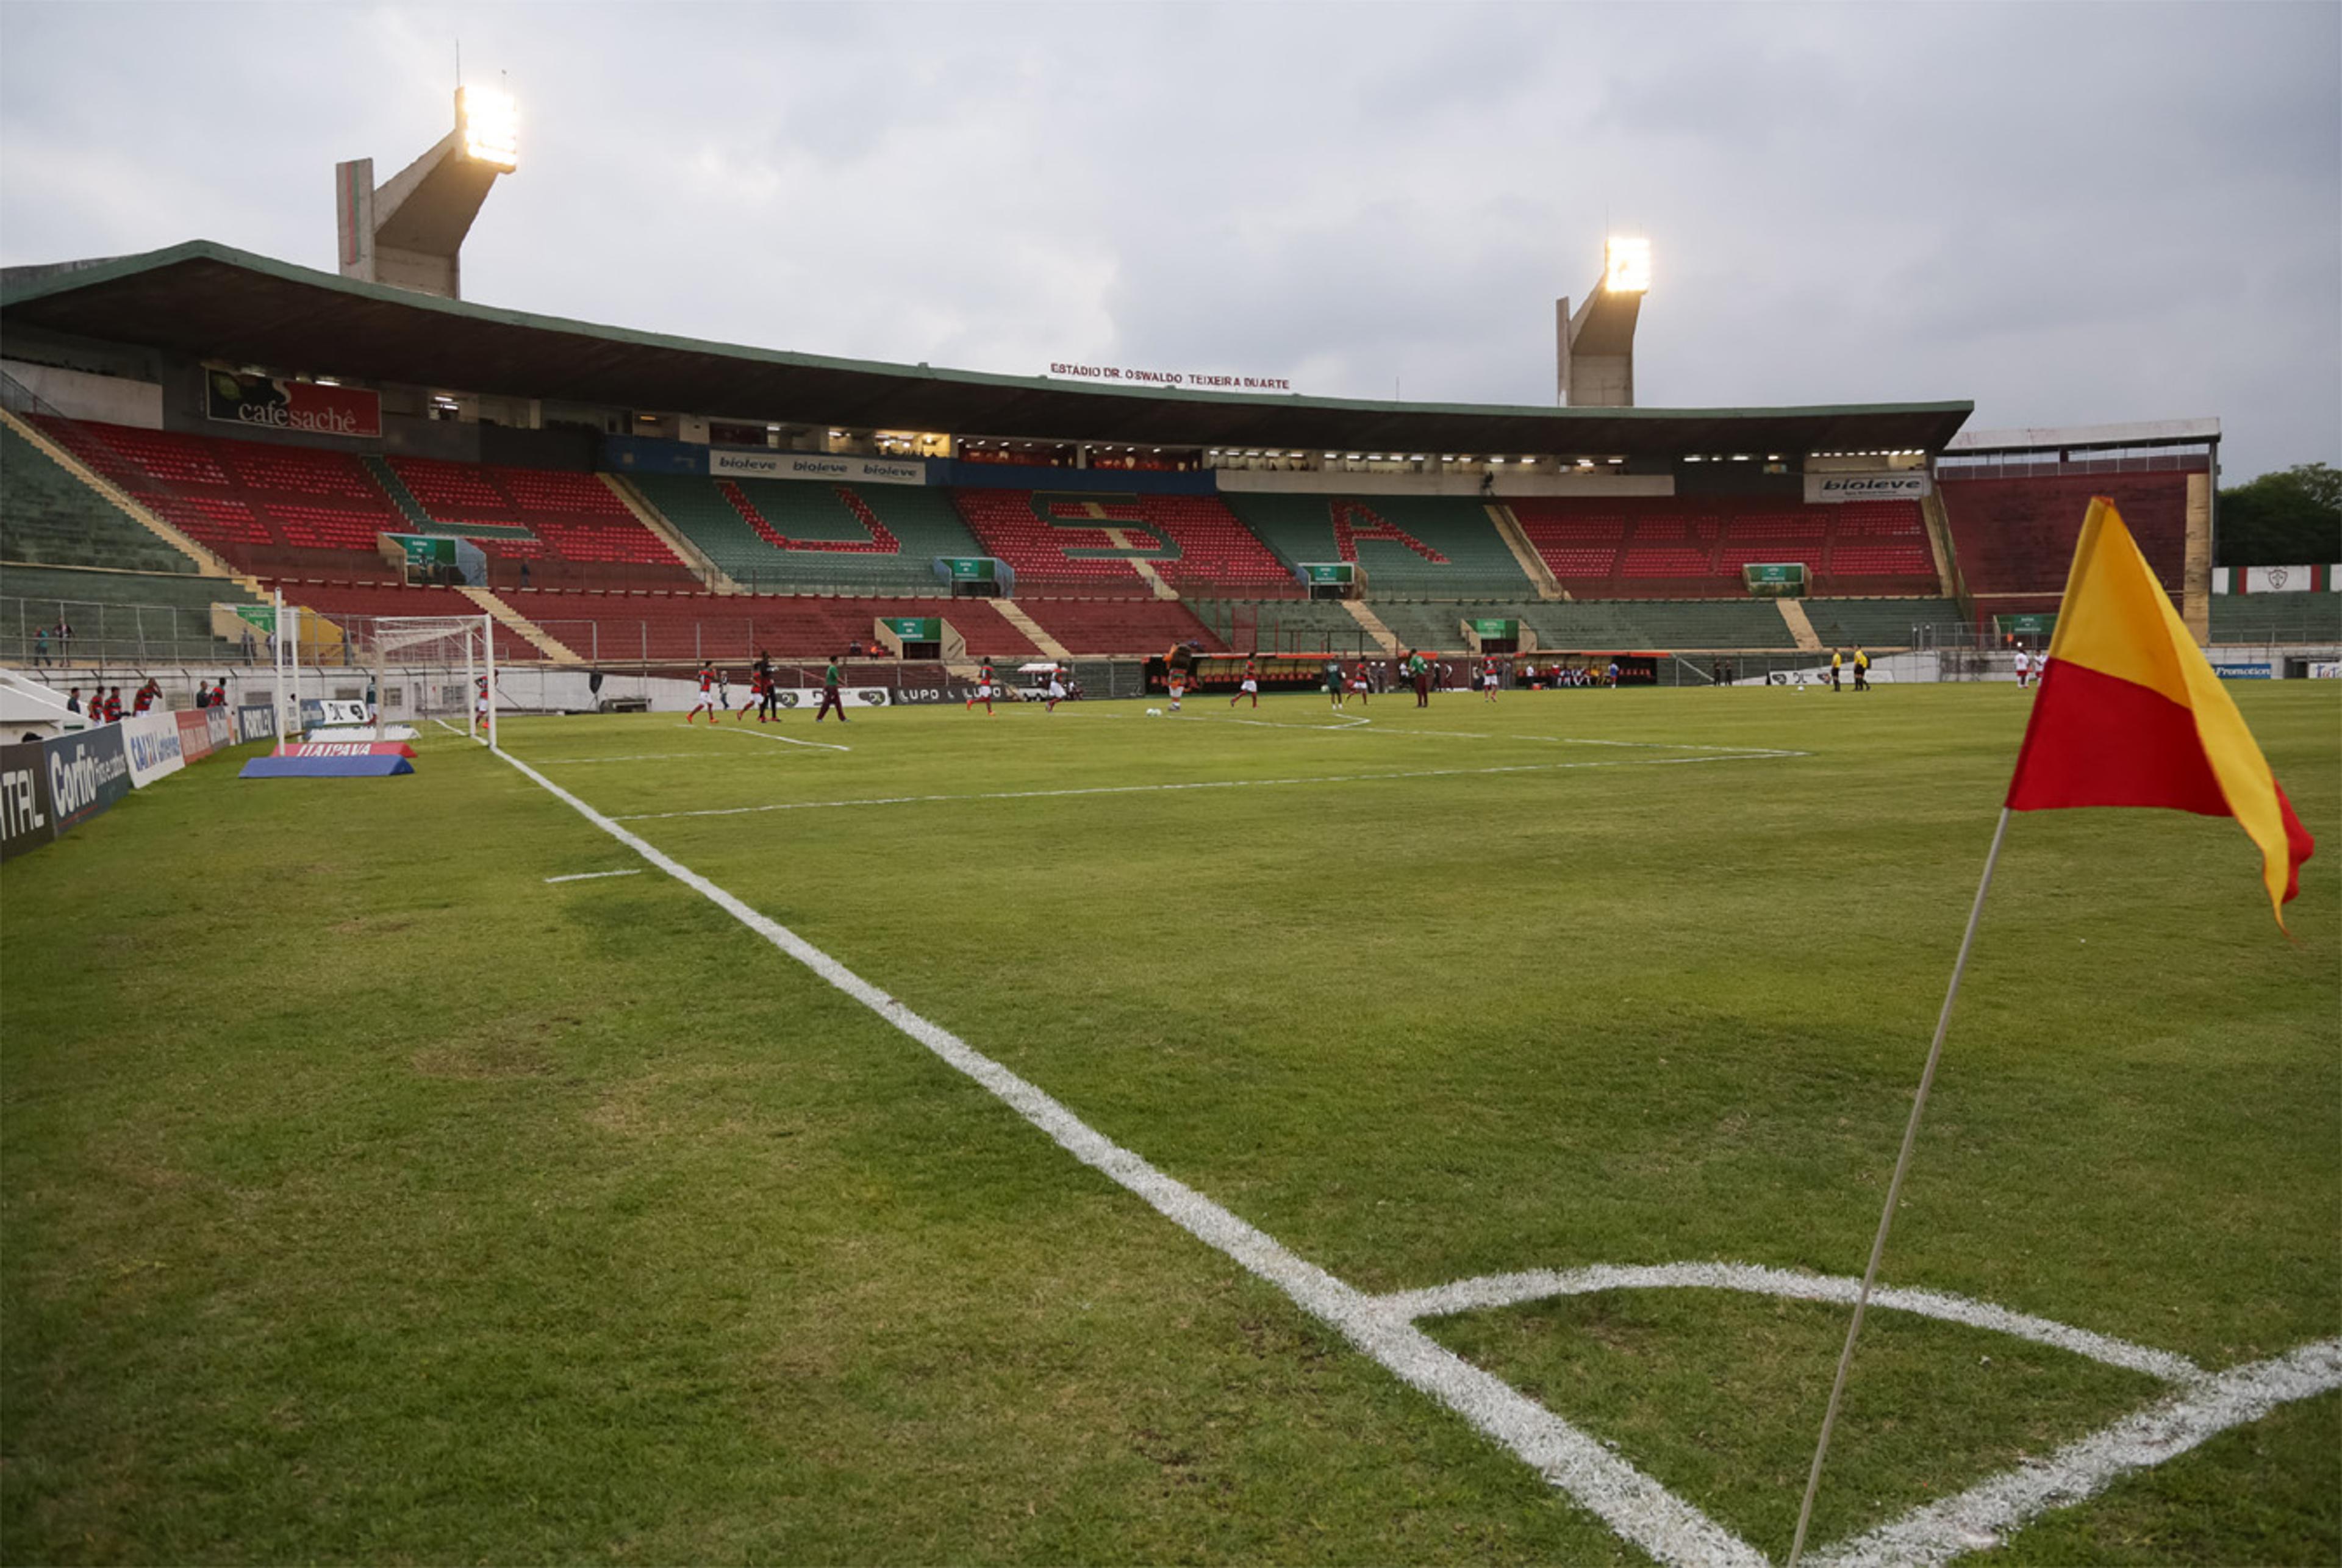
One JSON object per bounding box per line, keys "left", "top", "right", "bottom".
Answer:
{"left": 1380, "top": 1261, "right": 2205, "bottom": 1385}
{"left": 493, "top": 746, "right": 1763, "bottom": 1568}
{"left": 1804, "top": 1337, "right": 2342, "bottom": 1568}
{"left": 606, "top": 749, "right": 1807, "bottom": 822}
{"left": 543, "top": 868, "right": 644, "bottom": 884}
{"left": 493, "top": 745, "right": 2334, "bottom": 1567}
{"left": 685, "top": 721, "right": 850, "bottom": 753}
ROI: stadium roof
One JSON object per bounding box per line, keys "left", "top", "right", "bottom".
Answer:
{"left": 1, "top": 240, "right": 1974, "bottom": 456}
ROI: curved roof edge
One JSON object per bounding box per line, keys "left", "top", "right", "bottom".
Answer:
{"left": 1, "top": 239, "right": 1974, "bottom": 451}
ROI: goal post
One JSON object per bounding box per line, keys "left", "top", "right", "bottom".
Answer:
{"left": 364, "top": 613, "right": 500, "bottom": 748}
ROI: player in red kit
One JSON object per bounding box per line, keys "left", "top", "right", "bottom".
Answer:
{"left": 1230, "top": 658, "right": 1259, "bottom": 709}
{"left": 966, "top": 659, "right": 997, "bottom": 715}
{"left": 1480, "top": 656, "right": 1501, "bottom": 703}
{"left": 686, "top": 664, "right": 719, "bottom": 723}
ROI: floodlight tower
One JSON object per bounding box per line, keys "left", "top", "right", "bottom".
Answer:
{"left": 334, "top": 85, "right": 518, "bottom": 299}
{"left": 1556, "top": 237, "right": 1649, "bottom": 407}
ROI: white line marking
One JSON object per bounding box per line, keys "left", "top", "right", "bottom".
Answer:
{"left": 532, "top": 753, "right": 704, "bottom": 764}
{"left": 543, "top": 868, "right": 645, "bottom": 883}
{"left": 607, "top": 750, "right": 1807, "bottom": 822}
{"left": 1381, "top": 1261, "right": 2204, "bottom": 1385}
{"left": 682, "top": 721, "right": 850, "bottom": 753}
{"left": 1805, "top": 1337, "right": 2342, "bottom": 1568}
{"left": 493, "top": 745, "right": 1763, "bottom": 1568}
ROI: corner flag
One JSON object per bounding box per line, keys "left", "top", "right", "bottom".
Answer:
{"left": 2005, "top": 498, "right": 2315, "bottom": 925}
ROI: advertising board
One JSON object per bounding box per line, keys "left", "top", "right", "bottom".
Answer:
{"left": 122, "top": 711, "right": 186, "bottom": 787}
{"left": 709, "top": 449, "right": 928, "bottom": 486}
{"left": 0, "top": 741, "right": 52, "bottom": 861}
{"left": 236, "top": 703, "right": 278, "bottom": 743}
{"left": 1804, "top": 472, "right": 1930, "bottom": 503}
{"left": 204, "top": 369, "right": 381, "bottom": 439}
{"left": 44, "top": 725, "right": 131, "bottom": 835}
{"left": 176, "top": 710, "right": 217, "bottom": 762}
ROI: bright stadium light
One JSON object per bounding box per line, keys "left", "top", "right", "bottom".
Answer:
{"left": 1604, "top": 235, "right": 1652, "bottom": 293}
{"left": 460, "top": 86, "right": 520, "bottom": 171}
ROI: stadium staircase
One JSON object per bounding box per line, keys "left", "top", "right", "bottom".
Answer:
{"left": 1486, "top": 504, "right": 1566, "bottom": 600}
{"left": 1775, "top": 599, "right": 1824, "bottom": 651}
{"left": 1341, "top": 598, "right": 1401, "bottom": 654}
{"left": 991, "top": 599, "right": 1072, "bottom": 660}
{"left": 457, "top": 585, "right": 585, "bottom": 664}
{"left": 359, "top": 455, "right": 436, "bottom": 529}
{"left": 602, "top": 473, "right": 739, "bottom": 593}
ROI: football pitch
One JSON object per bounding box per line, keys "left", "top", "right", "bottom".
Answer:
{"left": 4, "top": 684, "right": 2336, "bottom": 1564}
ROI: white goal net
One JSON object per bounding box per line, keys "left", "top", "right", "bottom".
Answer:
{"left": 361, "top": 614, "right": 501, "bottom": 747}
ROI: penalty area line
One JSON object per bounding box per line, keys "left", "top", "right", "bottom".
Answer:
{"left": 679, "top": 721, "right": 850, "bottom": 753}
{"left": 492, "top": 745, "right": 1764, "bottom": 1568}
{"left": 607, "top": 748, "right": 1807, "bottom": 822}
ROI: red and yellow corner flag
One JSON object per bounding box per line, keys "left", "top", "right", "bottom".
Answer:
{"left": 2006, "top": 497, "right": 2314, "bottom": 923}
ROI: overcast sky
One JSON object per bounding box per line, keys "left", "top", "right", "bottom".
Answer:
{"left": 3, "top": 2, "right": 2335, "bottom": 479}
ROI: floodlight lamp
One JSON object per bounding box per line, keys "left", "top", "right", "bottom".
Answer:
{"left": 1604, "top": 235, "right": 1652, "bottom": 293}
{"left": 460, "top": 85, "right": 520, "bottom": 171}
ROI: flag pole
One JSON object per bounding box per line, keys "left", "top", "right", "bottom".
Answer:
{"left": 1786, "top": 805, "right": 2014, "bottom": 1568}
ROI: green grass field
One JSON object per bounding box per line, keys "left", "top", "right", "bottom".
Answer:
{"left": 4, "top": 683, "right": 2336, "bottom": 1564}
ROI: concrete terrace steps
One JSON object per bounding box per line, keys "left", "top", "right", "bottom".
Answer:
{"left": 460, "top": 585, "right": 586, "bottom": 664}
{"left": 0, "top": 408, "right": 263, "bottom": 597}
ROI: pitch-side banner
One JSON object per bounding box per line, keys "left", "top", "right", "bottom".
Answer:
{"left": 44, "top": 725, "right": 131, "bottom": 836}
{"left": 709, "top": 450, "right": 928, "bottom": 487}
{"left": 0, "top": 741, "right": 53, "bottom": 861}
{"left": 236, "top": 703, "right": 278, "bottom": 743}
{"left": 204, "top": 368, "right": 381, "bottom": 439}
{"left": 122, "top": 711, "right": 187, "bottom": 788}
{"left": 1805, "top": 471, "right": 1930, "bottom": 503}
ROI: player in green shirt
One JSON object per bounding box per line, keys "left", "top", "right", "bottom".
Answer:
{"left": 815, "top": 656, "right": 847, "bottom": 723}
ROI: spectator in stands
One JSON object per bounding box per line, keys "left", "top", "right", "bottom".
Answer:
{"left": 847, "top": 637, "right": 865, "bottom": 658}
{"left": 32, "top": 626, "right": 49, "bottom": 667}
{"left": 518, "top": 560, "right": 532, "bottom": 589}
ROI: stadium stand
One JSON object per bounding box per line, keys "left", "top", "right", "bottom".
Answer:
{"left": 2, "top": 561, "right": 260, "bottom": 665}
{"left": 1186, "top": 596, "right": 1382, "bottom": 655}
{"left": 630, "top": 475, "right": 983, "bottom": 593}
{"left": 2208, "top": 593, "right": 2342, "bottom": 645}
{"left": 1014, "top": 598, "right": 1226, "bottom": 654}
{"left": 272, "top": 582, "right": 539, "bottom": 664}
{"left": 1800, "top": 598, "right": 1969, "bottom": 648}
{"left": 1222, "top": 494, "right": 1534, "bottom": 597}
{"left": 1936, "top": 468, "right": 2193, "bottom": 597}
{"left": 946, "top": 489, "right": 1300, "bottom": 598}
{"left": 384, "top": 457, "right": 698, "bottom": 588}
{"left": 1, "top": 420, "right": 204, "bottom": 576}
{"left": 33, "top": 415, "right": 412, "bottom": 581}
{"left": 1509, "top": 495, "right": 1936, "bottom": 597}
{"left": 1368, "top": 597, "right": 1802, "bottom": 653}
{"left": 501, "top": 590, "right": 1042, "bottom": 665}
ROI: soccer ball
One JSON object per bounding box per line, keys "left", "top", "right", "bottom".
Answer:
{"left": 1145, "top": 707, "right": 1164, "bottom": 717}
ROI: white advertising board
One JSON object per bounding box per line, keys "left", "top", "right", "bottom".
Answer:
{"left": 1805, "top": 471, "right": 1930, "bottom": 503}
{"left": 709, "top": 450, "right": 928, "bottom": 487}
{"left": 121, "top": 711, "right": 185, "bottom": 787}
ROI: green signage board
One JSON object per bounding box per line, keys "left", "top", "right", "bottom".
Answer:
{"left": 229, "top": 604, "right": 279, "bottom": 632}
{"left": 883, "top": 617, "right": 943, "bottom": 640}
{"left": 391, "top": 534, "right": 457, "bottom": 565}
{"left": 1742, "top": 562, "right": 1810, "bottom": 598}
{"left": 1995, "top": 613, "right": 2058, "bottom": 638}
{"left": 943, "top": 557, "right": 997, "bottom": 581}
{"left": 1301, "top": 563, "right": 1356, "bottom": 585}
{"left": 1469, "top": 618, "right": 1519, "bottom": 637}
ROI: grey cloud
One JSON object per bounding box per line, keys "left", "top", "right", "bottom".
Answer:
{"left": 1, "top": 1, "right": 2333, "bottom": 478}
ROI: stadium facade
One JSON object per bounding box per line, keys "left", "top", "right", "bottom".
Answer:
{"left": 2, "top": 237, "right": 2324, "bottom": 708}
